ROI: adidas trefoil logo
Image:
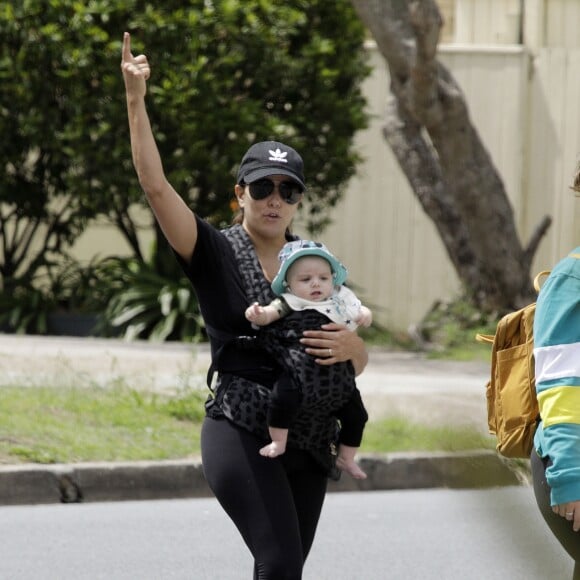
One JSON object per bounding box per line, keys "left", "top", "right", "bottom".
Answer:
{"left": 268, "top": 148, "right": 288, "bottom": 164}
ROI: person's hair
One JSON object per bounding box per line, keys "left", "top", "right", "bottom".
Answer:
{"left": 571, "top": 160, "right": 580, "bottom": 194}
{"left": 231, "top": 181, "right": 245, "bottom": 225}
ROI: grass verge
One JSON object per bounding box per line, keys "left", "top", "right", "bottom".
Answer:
{"left": 361, "top": 417, "right": 495, "bottom": 453}
{"left": 0, "top": 385, "right": 206, "bottom": 464}
{"left": 0, "top": 384, "right": 494, "bottom": 464}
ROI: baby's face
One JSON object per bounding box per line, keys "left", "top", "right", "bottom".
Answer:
{"left": 286, "top": 256, "right": 334, "bottom": 302}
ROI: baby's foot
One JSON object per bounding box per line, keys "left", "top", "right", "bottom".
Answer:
{"left": 336, "top": 456, "right": 367, "bottom": 479}
{"left": 259, "top": 442, "right": 286, "bottom": 458}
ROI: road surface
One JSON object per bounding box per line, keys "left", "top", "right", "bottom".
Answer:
{"left": 0, "top": 487, "right": 573, "bottom": 579}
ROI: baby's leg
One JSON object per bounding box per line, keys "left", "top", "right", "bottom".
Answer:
{"left": 336, "top": 444, "right": 367, "bottom": 479}
{"left": 260, "top": 427, "right": 289, "bottom": 458}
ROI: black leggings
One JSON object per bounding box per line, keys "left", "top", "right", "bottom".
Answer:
{"left": 201, "top": 417, "right": 328, "bottom": 580}
{"left": 531, "top": 451, "right": 580, "bottom": 579}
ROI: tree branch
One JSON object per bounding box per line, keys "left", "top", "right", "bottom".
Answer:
{"left": 522, "top": 215, "right": 552, "bottom": 271}
{"left": 112, "top": 207, "right": 143, "bottom": 262}
{"left": 408, "top": 0, "right": 444, "bottom": 125}
{"left": 351, "top": 0, "right": 414, "bottom": 79}
{"left": 409, "top": 0, "right": 442, "bottom": 60}
{"left": 382, "top": 96, "right": 479, "bottom": 280}
{"left": 351, "top": 0, "right": 541, "bottom": 311}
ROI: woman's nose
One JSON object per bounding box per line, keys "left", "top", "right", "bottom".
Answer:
{"left": 267, "top": 191, "right": 282, "bottom": 206}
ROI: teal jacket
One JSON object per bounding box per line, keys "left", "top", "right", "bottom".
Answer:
{"left": 533, "top": 247, "right": 580, "bottom": 505}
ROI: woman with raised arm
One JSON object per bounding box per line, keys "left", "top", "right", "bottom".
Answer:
{"left": 120, "top": 33, "right": 368, "bottom": 580}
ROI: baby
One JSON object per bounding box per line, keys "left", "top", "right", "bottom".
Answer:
{"left": 246, "top": 240, "right": 371, "bottom": 479}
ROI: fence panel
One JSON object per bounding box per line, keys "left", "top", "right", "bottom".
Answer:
{"left": 526, "top": 48, "right": 580, "bottom": 270}
{"left": 545, "top": 0, "right": 580, "bottom": 48}
{"left": 455, "top": 0, "right": 521, "bottom": 44}
{"left": 307, "top": 44, "right": 578, "bottom": 331}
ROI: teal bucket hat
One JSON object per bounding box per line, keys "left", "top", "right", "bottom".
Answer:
{"left": 271, "top": 240, "right": 348, "bottom": 295}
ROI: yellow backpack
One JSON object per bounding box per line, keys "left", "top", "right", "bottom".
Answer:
{"left": 475, "top": 271, "right": 550, "bottom": 458}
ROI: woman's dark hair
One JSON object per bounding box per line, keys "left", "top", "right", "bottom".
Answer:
{"left": 232, "top": 210, "right": 244, "bottom": 225}
{"left": 231, "top": 180, "right": 245, "bottom": 225}
{"left": 572, "top": 161, "right": 580, "bottom": 194}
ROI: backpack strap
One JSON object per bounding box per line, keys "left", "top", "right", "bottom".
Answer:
{"left": 533, "top": 270, "right": 551, "bottom": 292}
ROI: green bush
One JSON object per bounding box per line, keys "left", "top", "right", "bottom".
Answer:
{"left": 1, "top": 0, "right": 370, "bottom": 340}
{"left": 0, "top": 0, "right": 370, "bottom": 295}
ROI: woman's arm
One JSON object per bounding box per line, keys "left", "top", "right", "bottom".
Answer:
{"left": 300, "top": 323, "right": 368, "bottom": 376}
{"left": 121, "top": 32, "right": 197, "bottom": 263}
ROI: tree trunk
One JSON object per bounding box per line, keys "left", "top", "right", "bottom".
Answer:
{"left": 351, "top": 0, "right": 551, "bottom": 312}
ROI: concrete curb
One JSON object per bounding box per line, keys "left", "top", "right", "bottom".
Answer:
{"left": 0, "top": 451, "right": 525, "bottom": 506}
{"left": 329, "top": 450, "right": 526, "bottom": 493}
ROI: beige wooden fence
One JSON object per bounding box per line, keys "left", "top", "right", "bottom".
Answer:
{"left": 295, "top": 42, "right": 580, "bottom": 331}
{"left": 455, "top": 0, "right": 522, "bottom": 45}
{"left": 454, "top": 0, "right": 580, "bottom": 49}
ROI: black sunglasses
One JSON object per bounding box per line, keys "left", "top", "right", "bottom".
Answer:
{"left": 247, "top": 179, "right": 303, "bottom": 205}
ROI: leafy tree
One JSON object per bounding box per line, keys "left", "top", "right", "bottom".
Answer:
{"left": 0, "top": 0, "right": 370, "bottom": 292}
{"left": 350, "top": 0, "right": 552, "bottom": 313}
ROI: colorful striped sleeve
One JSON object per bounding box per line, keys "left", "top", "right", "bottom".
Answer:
{"left": 533, "top": 248, "right": 580, "bottom": 505}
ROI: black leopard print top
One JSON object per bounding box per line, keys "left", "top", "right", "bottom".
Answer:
{"left": 178, "top": 218, "right": 356, "bottom": 475}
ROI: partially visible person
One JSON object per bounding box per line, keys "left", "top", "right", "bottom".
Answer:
{"left": 121, "top": 32, "right": 368, "bottom": 580}
{"left": 531, "top": 168, "right": 580, "bottom": 579}
{"left": 245, "top": 240, "right": 371, "bottom": 479}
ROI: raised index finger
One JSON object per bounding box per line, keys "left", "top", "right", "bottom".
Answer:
{"left": 122, "top": 32, "right": 132, "bottom": 63}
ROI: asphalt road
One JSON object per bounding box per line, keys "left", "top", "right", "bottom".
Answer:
{"left": 0, "top": 487, "right": 573, "bottom": 579}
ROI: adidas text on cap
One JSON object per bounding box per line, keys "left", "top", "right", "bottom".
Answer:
{"left": 237, "top": 141, "right": 306, "bottom": 190}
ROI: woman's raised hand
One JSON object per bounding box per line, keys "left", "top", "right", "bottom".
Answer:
{"left": 120, "top": 32, "right": 150, "bottom": 99}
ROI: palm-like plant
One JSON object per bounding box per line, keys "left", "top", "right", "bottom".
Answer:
{"left": 95, "top": 257, "right": 204, "bottom": 342}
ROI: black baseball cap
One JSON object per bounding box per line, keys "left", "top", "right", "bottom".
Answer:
{"left": 236, "top": 141, "right": 306, "bottom": 190}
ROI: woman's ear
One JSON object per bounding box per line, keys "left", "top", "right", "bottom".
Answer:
{"left": 234, "top": 184, "right": 245, "bottom": 206}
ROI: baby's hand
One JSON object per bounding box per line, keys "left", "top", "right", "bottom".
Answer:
{"left": 245, "top": 302, "right": 263, "bottom": 322}
{"left": 245, "top": 302, "right": 278, "bottom": 326}
{"left": 246, "top": 302, "right": 273, "bottom": 325}
{"left": 356, "top": 307, "right": 373, "bottom": 328}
